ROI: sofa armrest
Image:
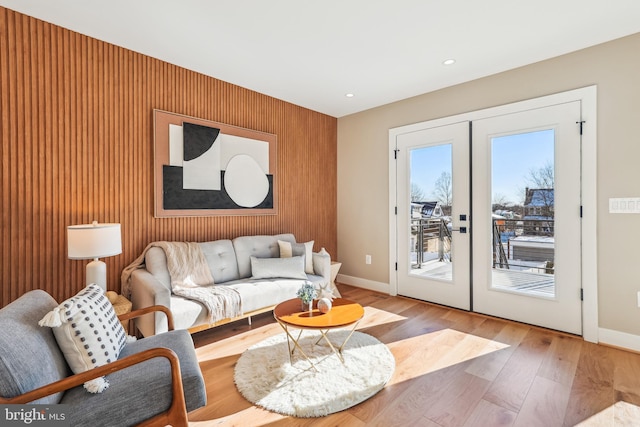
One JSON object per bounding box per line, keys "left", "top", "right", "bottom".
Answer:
{"left": 312, "top": 252, "right": 331, "bottom": 284}
{"left": 130, "top": 269, "right": 172, "bottom": 337}
{"left": 0, "top": 347, "right": 188, "bottom": 427}
{"left": 119, "top": 305, "right": 175, "bottom": 332}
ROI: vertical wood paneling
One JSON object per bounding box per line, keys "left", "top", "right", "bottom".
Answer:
{"left": 0, "top": 7, "right": 338, "bottom": 306}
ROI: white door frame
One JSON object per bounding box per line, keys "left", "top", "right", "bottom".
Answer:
{"left": 389, "top": 86, "right": 598, "bottom": 343}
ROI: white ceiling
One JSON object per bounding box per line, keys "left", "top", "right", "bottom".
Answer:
{"left": 2, "top": 1, "right": 640, "bottom": 117}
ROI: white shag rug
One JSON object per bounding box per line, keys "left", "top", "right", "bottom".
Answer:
{"left": 234, "top": 330, "right": 395, "bottom": 418}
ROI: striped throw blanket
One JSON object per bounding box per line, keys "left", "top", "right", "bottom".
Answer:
{"left": 121, "top": 241, "right": 242, "bottom": 324}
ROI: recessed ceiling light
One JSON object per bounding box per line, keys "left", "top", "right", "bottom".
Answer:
{"left": 345, "top": 93, "right": 355, "bottom": 98}
{"left": 442, "top": 59, "right": 456, "bottom": 66}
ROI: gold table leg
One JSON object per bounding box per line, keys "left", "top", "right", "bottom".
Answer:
{"left": 277, "top": 320, "right": 319, "bottom": 372}
{"left": 311, "top": 320, "right": 360, "bottom": 364}
{"left": 277, "top": 319, "right": 361, "bottom": 370}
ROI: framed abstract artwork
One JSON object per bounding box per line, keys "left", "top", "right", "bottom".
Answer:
{"left": 153, "top": 110, "right": 277, "bottom": 217}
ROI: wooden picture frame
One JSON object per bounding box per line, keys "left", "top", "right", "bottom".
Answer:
{"left": 153, "top": 110, "right": 277, "bottom": 217}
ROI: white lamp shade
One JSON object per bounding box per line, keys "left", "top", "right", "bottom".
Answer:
{"left": 67, "top": 223, "right": 122, "bottom": 259}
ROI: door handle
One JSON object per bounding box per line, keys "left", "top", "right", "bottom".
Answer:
{"left": 450, "top": 226, "right": 467, "bottom": 233}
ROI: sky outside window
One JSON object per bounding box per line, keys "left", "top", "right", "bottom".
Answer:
{"left": 410, "top": 144, "right": 452, "bottom": 201}
{"left": 491, "top": 129, "right": 554, "bottom": 205}
{"left": 410, "top": 130, "right": 554, "bottom": 206}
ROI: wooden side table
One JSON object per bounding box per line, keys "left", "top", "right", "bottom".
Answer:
{"left": 111, "top": 294, "right": 132, "bottom": 332}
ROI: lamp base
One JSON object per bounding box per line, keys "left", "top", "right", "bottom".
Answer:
{"left": 86, "top": 259, "right": 107, "bottom": 292}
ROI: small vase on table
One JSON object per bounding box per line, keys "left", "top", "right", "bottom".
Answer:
{"left": 296, "top": 281, "right": 318, "bottom": 313}
{"left": 301, "top": 299, "right": 313, "bottom": 312}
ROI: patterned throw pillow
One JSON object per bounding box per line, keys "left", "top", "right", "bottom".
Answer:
{"left": 39, "top": 284, "right": 127, "bottom": 393}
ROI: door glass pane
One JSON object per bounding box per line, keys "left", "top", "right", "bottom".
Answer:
{"left": 491, "top": 129, "right": 555, "bottom": 298}
{"left": 409, "top": 144, "right": 453, "bottom": 282}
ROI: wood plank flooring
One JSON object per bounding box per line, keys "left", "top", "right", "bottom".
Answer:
{"left": 188, "top": 284, "right": 640, "bottom": 426}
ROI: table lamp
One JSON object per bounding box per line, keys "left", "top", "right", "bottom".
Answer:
{"left": 67, "top": 221, "right": 122, "bottom": 292}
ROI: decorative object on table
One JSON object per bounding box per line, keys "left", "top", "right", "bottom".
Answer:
{"left": 234, "top": 330, "right": 395, "bottom": 417}
{"left": 296, "top": 281, "right": 317, "bottom": 311}
{"left": 106, "top": 290, "right": 119, "bottom": 304}
{"left": 317, "top": 297, "right": 332, "bottom": 313}
{"left": 67, "top": 221, "right": 122, "bottom": 292}
{"left": 153, "top": 109, "right": 277, "bottom": 217}
{"left": 317, "top": 281, "right": 336, "bottom": 301}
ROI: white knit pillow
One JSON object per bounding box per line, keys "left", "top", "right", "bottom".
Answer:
{"left": 278, "top": 240, "right": 314, "bottom": 274}
{"left": 39, "top": 284, "right": 128, "bottom": 393}
{"left": 251, "top": 255, "right": 307, "bottom": 280}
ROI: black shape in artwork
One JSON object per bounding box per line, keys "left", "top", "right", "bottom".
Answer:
{"left": 182, "top": 122, "right": 220, "bottom": 161}
{"left": 163, "top": 165, "right": 273, "bottom": 210}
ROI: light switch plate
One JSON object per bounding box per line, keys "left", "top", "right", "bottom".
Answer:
{"left": 609, "top": 198, "right": 640, "bottom": 214}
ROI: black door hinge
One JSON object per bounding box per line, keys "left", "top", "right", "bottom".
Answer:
{"left": 395, "top": 262, "right": 398, "bottom": 271}
{"left": 580, "top": 288, "right": 584, "bottom": 301}
{"left": 394, "top": 149, "right": 399, "bottom": 159}
{"left": 580, "top": 206, "right": 583, "bottom": 218}
{"left": 576, "top": 120, "right": 585, "bottom": 135}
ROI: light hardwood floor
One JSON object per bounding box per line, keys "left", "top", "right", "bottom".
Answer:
{"left": 188, "top": 284, "right": 640, "bottom": 426}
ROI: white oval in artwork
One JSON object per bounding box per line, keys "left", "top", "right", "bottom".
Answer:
{"left": 224, "top": 154, "right": 269, "bottom": 208}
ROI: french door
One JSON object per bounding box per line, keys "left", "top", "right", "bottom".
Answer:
{"left": 396, "top": 122, "right": 470, "bottom": 310}
{"left": 472, "top": 102, "right": 582, "bottom": 334}
{"left": 393, "top": 101, "right": 583, "bottom": 334}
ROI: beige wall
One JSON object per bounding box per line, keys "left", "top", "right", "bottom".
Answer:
{"left": 337, "top": 32, "right": 640, "bottom": 336}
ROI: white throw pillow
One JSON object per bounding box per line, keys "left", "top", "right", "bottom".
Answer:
{"left": 251, "top": 255, "right": 307, "bottom": 280}
{"left": 39, "top": 284, "right": 127, "bottom": 393}
{"left": 278, "top": 240, "right": 314, "bottom": 274}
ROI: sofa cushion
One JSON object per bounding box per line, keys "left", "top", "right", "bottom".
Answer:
{"left": 61, "top": 329, "right": 206, "bottom": 427}
{"left": 250, "top": 255, "right": 307, "bottom": 280}
{"left": 233, "top": 234, "right": 295, "bottom": 278}
{"left": 278, "top": 240, "right": 314, "bottom": 274}
{"left": 200, "top": 240, "right": 239, "bottom": 284}
{"left": 169, "top": 295, "right": 208, "bottom": 330}
{"left": 168, "top": 270, "right": 327, "bottom": 326}
{"left": 228, "top": 279, "right": 308, "bottom": 313}
{"left": 39, "top": 284, "right": 127, "bottom": 393}
{"left": 0, "top": 290, "right": 71, "bottom": 404}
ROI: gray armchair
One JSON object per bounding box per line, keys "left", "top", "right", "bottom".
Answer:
{"left": 0, "top": 290, "right": 206, "bottom": 426}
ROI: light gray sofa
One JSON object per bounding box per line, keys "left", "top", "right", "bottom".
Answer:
{"left": 130, "top": 233, "right": 333, "bottom": 337}
{"left": 0, "top": 289, "right": 206, "bottom": 427}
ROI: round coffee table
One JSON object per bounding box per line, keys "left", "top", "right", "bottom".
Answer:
{"left": 273, "top": 298, "right": 364, "bottom": 371}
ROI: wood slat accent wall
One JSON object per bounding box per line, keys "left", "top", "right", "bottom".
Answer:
{"left": 0, "top": 8, "right": 337, "bottom": 306}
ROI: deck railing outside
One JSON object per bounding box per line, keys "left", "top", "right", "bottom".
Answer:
{"left": 493, "top": 218, "right": 555, "bottom": 274}
{"left": 411, "top": 217, "right": 555, "bottom": 275}
{"left": 411, "top": 217, "right": 451, "bottom": 268}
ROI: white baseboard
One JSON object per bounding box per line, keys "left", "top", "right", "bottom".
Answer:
{"left": 337, "top": 277, "right": 639, "bottom": 353}
{"left": 598, "top": 328, "right": 640, "bottom": 353}
{"left": 336, "top": 274, "right": 390, "bottom": 294}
